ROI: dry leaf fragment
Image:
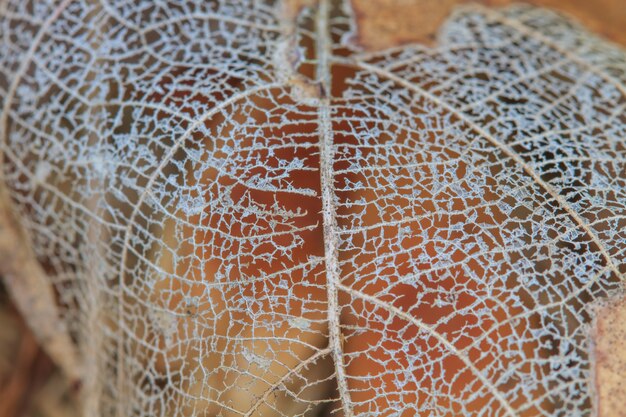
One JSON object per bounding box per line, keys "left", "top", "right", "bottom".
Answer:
{"left": 350, "top": 0, "right": 626, "bottom": 50}
{"left": 592, "top": 297, "right": 626, "bottom": 417}
{"left": 0, "top": 1, "right": 625, "bottom": 416}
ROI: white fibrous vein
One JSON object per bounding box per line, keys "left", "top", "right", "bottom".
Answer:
{"left": 0, "top": 0, "right": 625, "bottom": 416}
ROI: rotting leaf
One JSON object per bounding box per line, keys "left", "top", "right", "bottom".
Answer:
{"left": 0, "top": 1, "right": 625, "bottom": 416}
{"left": 592, "top": 297, "right": 626, "bottom": 417}
{"left": 349, "top": 0, "right": 626, "bottom": 50}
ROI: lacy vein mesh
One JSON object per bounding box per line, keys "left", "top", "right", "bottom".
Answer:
{"left": 0, "top": 0, "right": 625, "bottom": 416}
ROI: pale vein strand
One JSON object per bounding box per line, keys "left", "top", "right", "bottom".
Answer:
{"left": 244, "top": 347, "right": 332, "bottom": 417}
{"left": 114, "top": 81, "right": 282, "bottom": 417}
{"left": 349, "top": 59, "right": 624, "bottom": 285}
{"left": 0, "top": 0, "right": 83, "bottom": 381}
{"left": 0, "top": 0, "right": 74, "bottom": 159}
{"left": 464, "top": 264, "right": 613, "bottom": 354}
{"left": 479, "top": 6, "right": 626, "bottom": 98}
{"left": 315, "top": 0, "right": 354, "bottom": 416}
{"left": 337, "top": 284, "right": 518, "bottom": 417}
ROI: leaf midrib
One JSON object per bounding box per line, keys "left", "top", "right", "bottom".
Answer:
{"left": 314, "top": 1, "right": 354, "bottom": 416}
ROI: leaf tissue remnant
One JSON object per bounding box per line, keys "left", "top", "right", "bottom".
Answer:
{"left": 593, "top": 297, "right": 626, "bottom": 417}
{"left": 0, "top": 1, "right": 625, "bottom": 416}
{"left": 349, "top": 0, "right": 626, "bottom": 50}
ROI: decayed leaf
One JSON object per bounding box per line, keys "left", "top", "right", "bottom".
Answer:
{"left": 592, "top": 297, "right": 626, "bottom": 417}
{"left": 0, "top": 191, "right": 81, "bottom": 383}
{"left": 350, "top": 0, "right": 626, "bottom": 50}
{"left": 0, "top": 1, "right": 625, "bottom": 416}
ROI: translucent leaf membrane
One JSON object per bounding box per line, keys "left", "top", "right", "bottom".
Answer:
{"left": 144, "top": 88, "right": 331, "bottom": 416}
{"left": 0, "top": 1, "right": 625, "bottom": 417}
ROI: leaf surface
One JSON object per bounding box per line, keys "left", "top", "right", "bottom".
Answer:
{"left": 0, "top": 1, "right": 625, "bottom": 416}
